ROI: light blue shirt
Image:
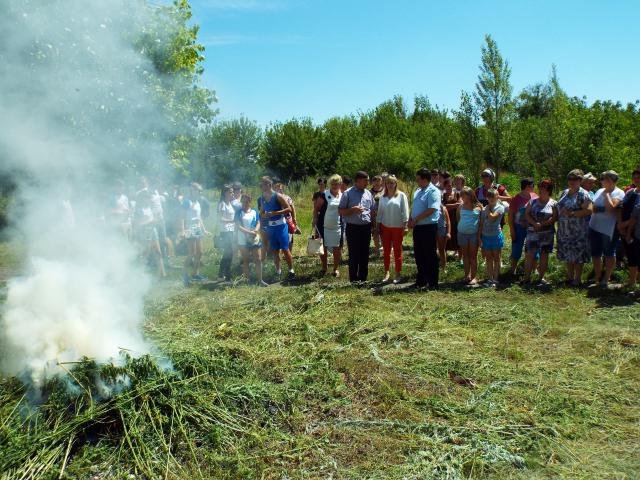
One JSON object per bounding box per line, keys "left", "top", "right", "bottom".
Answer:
{"left": 411, "top": 183, "right": 441, "bottom": 225}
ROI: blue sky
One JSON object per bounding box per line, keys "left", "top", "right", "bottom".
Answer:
{"left": 189, "top": 0, "right": 640, "bottom": 126}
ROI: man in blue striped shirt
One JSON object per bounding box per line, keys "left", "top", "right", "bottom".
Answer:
{"left": 409, "top": 167, "right": 441, "bottom": 289}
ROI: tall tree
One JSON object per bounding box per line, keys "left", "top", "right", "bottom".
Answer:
{"left": 456, "top": 91, "right": 483, "bottom": 184}
{"left": 474, "top": 34, "right": 513, "bottom": 180}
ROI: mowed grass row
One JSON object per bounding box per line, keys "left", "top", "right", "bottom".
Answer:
{"left": 143, "top": 181, "right": 640, "bottom": 478}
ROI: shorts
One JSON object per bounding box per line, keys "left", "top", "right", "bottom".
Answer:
{"left": 525, "top": 230, "right": 554, "bottom": 255}
{"left": 437, "top": 214, "right": 448, "bottom": 237}
{"left": 625, "top": 238, "right": 640, "bottom": 268}
{"left": 482, "top": 232, "right": 504, "bottom": 251}
{"left": 186, "top": 223, "right": 203, "bottom": 239}
{"left": 457, "top": 232, "right": 478, "bottom": 247}
{"left": 589, "top": 228, "right": 619, "bottom": 258}
{"left": 268, "top": 222, "right": 290, "bottom": 251}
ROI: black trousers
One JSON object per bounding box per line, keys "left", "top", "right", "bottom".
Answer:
{"left": 345, "top": 223, "right": 371, "bottom": 282}
{"left": 218, "top": 231, "right": 234, "bottom": 278}
{"left": 413, "top": 224, "right": 439, "bottom": 289}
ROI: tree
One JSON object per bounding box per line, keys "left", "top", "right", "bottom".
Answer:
{"left": 261, "top": 119, "right": 321, "bottom": 182}
{"left": 474, "top": 34, "right": 513, "bottom": 180}
{"left": 456, "top": 91, "right": 483, "bottom": 185}
{"left": 193, "top": 117, "right": 263, "bottom": 187}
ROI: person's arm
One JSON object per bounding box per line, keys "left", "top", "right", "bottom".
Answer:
{"left": 289, "top": 198, "right": 297, "bottom": 223}
{"left": 524, "top": 203, "right": 535, "bottom": 227}
{"left": 497, "top": 185, "right": 511, "bottom": 202}
{"left": 338, "top": 191, "right": 362, "bottom": 216}
{"left": 376, "top": 198, "right": 385, "bottom": 228}
{"left": 263, "top": 193, "right": 292, "bottom": 218}
{"left": 603, "top": 190, "right": 622, "bottom": 212}
{"left": 487, "top": 206, "right": 501, "bottom": 221}
{"left": 401, "top": 193, "right": 409, "bottom": 231}
{"left": 411, "top": 190, "right": 436, "bottom": 223}
{"left": 444, "top": 206, "right": 451, "bottom": 238}
{"left": 547, "top": 204, "right": 559, "bottom": 226}
{"left": 573, "top": 196, "right": 593, "bottom": 219}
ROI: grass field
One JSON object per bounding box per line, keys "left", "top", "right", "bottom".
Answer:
{"left": 1, "top": 182, "right": 639, "bottom": 479}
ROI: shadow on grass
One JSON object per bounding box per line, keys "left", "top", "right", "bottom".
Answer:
{"left": 587, "top": 286, "right": 640, "bottom": 308}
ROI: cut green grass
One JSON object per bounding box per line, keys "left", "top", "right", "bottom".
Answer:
{"left": 1, "top": 181, "right": 639, "bottom": 478}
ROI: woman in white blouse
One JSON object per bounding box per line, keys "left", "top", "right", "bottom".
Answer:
{"left": 376, "top": 175, "right": 409, "bottom": 283}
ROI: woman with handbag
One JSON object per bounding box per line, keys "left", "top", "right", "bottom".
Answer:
{"left": 312, "top": 174, "right": 343, "bottom": 277}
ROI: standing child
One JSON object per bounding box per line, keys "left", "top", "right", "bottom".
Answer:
{"left": 479, "top": 189, "right": 505, "bottom": 286}
{"left": 235, "top": 194, "right": 267, "bottom": 286}
{"left": 456, "top": 187, "right": 482, "bottom": 285}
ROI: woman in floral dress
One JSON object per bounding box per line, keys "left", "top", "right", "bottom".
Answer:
{"left": 556, "top": 169, "right": 593, "bottom": 287}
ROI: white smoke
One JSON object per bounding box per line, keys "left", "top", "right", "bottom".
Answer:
{"left": 0, "top": 0, "right": 188, "bottom": 385}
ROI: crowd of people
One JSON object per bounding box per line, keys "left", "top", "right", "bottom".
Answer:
{"left": 109, "top": 165, "right": 640, "bottom": 292}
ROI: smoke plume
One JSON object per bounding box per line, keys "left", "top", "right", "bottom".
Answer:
{"left": 0, "top": 0, "right": 184, "bottom": 385}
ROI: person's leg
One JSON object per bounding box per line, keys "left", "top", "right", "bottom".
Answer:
{"left": 592, "top": 256, "right": 603, "bottom": 283}
{"left": 438, "top": 235, "right": 447, "bottom": 268}
{"left": 510, "top": 225, "right": 525, "bottom": 274}
{"left": 392, "top": 227, "right": 403, "bottom": 275}
{"left": 574, "top": 263, "right": 584, "bottom": 284}
{"left": 413, "top": 226, "right": 427, "bottom": 286}
{"left": 566, "top": 262, "right": 575, "bottom": 283}
{"left": 425, "top": 224, "right": 439, "bottom": 289}
{"left": 358, "top": 224, "right": 372, "bottom": 281}
{"left": 254, "top": 248, "right": 265, "bottom": 284}
{"left": 462, "top": 242, "right": 471, "bottom": 280}
{"left": 381, "top": 224, "right": 392, "bottom": 280}
{"left": 219, "top": 233, "right": 232, "bottom": 278}
{"left": 483, "top": 249, "right": 493, "bottom": 281}
{"left": 345, "top": 224, "right": 358, "bottom": 281}
{"left": 523, "top": 251, "right": 535, "bottom": 283}
{"left": 494, "top": 250, "right": 503, "bottom": 281}
{"left": 332, "top": 247, "right": 342, "bottom": 275}
{"left": 603, "top": 256, "right": 616, "bottom": 284}
{"left": 240, "top": 247, "right": 250, "bottom": 278}
{"left": 469, "top": 244, "right": 479, "bottom": 283}
{"left": 193, "top": 238, "right": 202, "bottom": 276}
{"left": 538, "top": 253, "right": 549, "bottom": 281}
{"left": 283, "top": 248, "right": 294, "bottom": 270}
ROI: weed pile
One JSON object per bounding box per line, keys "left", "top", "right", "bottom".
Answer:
{"left": 0, "top": 352, "right": 291, "bottom": 479}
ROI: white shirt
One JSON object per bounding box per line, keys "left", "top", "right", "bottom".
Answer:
{"left": 377, "top": 192, "right": 409, "bottom": 228}
{"left": 589, "top": 187, "right": 624, "bottom": 239}
{"left": 218, "top": 201, "right": 236, "bottom": 232}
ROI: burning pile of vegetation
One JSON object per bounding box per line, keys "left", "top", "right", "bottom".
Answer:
{"left": 0, "top": 352, "right": 292, "bottom": 479}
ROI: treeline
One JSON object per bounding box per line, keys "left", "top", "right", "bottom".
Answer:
{"left": 185, "top": 35, "right": 640, "bottom": 189}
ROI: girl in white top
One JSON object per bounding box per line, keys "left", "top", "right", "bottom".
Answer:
{"left": 181, "top": 183, "right": 209, "bottom": 285}
{"left": 235, "top": 193, "right": 267, "bottom": 286}
{"left": 313, "top": 174, "right": 343, "bottom": 276}
{"left": 376, "top": 175, "right": 409, "bottom": 283}
{"left": 217, "top": 185, "right": 236, "bottom": 280}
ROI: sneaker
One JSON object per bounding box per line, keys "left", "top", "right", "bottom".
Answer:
{"left": 287, "top": 270, "right": 295, "bottom": 278}
{"left": 382, "top": 273, "right": 391, "bottom": 283}
{"left": 537, "top": 278, "right": 550, "bottom": 287}
{"left": 259, "top": 280, "right": 269, "bottom": 287}
{"left": 194, "top": 274, "right": 207, "bottom": 281}
{"left": 393, "top": 275, "right": 402, "bottom": 284}
{"left": 275, "top": 269, "right": 282, "bottom": 276}
{"left": 333, "top": 270, "right": 340, "bottom": 278}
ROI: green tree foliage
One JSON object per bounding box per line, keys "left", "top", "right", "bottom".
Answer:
{"left": 192, "top": 117, "right": 262, "bottom": 187}
{"left": 260, "top": 119, "right": 322, "bottom": 181}
{"left": 474, "top": 34, "right": 513, "bottom": 181}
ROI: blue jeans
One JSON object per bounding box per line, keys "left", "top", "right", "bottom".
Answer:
{"left": 510, "top": 224, "right": 527, "bottom": 261}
